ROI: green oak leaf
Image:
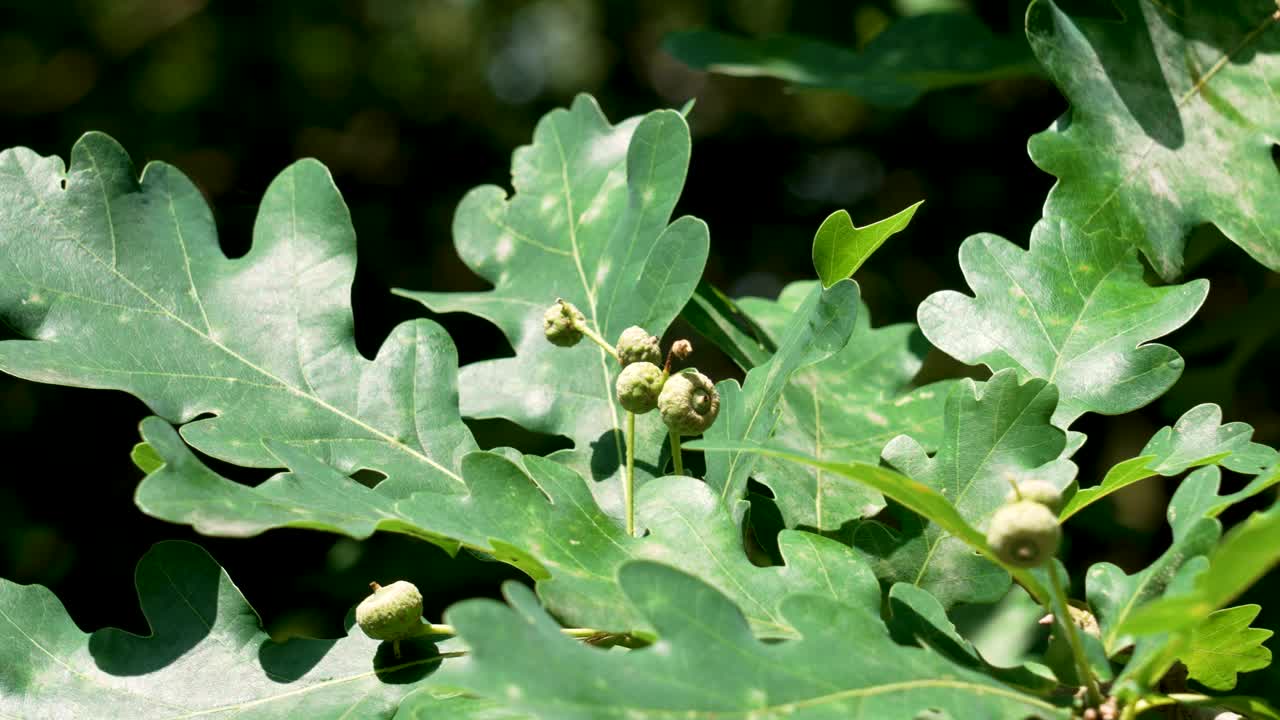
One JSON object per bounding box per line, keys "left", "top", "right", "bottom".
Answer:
{"left": 396, "top": 95, "right": 709, "bottom": 515}
{"left": 1087, "top": 511, "right": 1222, "bottom": 656}
{"left": 1167, "top": 464, "right": 1280, "bottom": 539}
{"left": 1026, "top": 0, "right": 1280, "bottom": 280}
{"left": 0, "top": 134, "right": 474, "bottom": 501}
{"left": 1181, "top": 604, "right": 1273, "bottom": 691}
{"left": 919, "top": 218, "right": 1207, "bottom": 427}
{"left": 395, "top": 693, "right": 533, "bottom": 719}
{"left": 886, "top": 583, "right": 1056, "bottom": 693}
{"left": 811, "top": 202, "right": 922, "bottom": 288}
{"left": 684, "top": 441, "right": 1057, "bottom": 610}
{"left": 701, "top": 279, "right": 860, "bottom": 511}
{"left": 1061, "top": 403, "right": 1279, "bottom": 521}
{"left": 438, "top": 562, "right": 1069, "bottom": 719}
{"left": 662, "top": 13, "right": 1040, "bottom": 108}
{"left": 136, "top": 419, "right": 879, "bottom": 639}
{"left": 734, "top": 281, "right": 956, "bottom": 532}
{"left": 1119, "top": 500, "right": 1280, "bottom": 638}
{"left": 0, "top": 541, "right": 477, "bottom": 719}
{"left": 863, "top": 369, "right": 1075, "bottom": 608}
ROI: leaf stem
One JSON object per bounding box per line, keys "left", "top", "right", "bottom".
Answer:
{"left": 625, "top": 411, "right": 636, "bottom": 536}
{"left": 1046, "top": 567, "right": 1104, "bottom": 708}
{"left": 669, "top": 430, "right": 684, "bottom": 476}
{"left": 578, "top": 322, "right": 619, "bottom": 362}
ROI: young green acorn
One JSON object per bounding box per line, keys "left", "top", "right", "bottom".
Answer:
{"left": 616, "top": 326, "right": 662, "bottom": 366}
{"left": 616, "top": 361, "right": 665, "bottom": 413}
{"left": 356, "top": 580, "right": 423, "bottom": 652}
{"left": 1006, "top": 479, "right": 1064, "bottom": 514}
{"left": 543, "top": 299, "right": 585, "bottom": 347}
{"left": 986, "top": 500, "right": 1061, "bottom": 568}
{"left": 658, "top": 369, "right": 720, "bottom": 435}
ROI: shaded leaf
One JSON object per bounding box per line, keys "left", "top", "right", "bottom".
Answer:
{"left": 679, "top": 280, "right": 774, "bottom": 370}
{"left": 1086, "top": 516, "right": 1221, "bottom": 656}
{"left": 137, "top": 420, "right": 879, "bottom": 639}
{"left": 1119, "top": 501, "right": 1280, "bottom": 637}
{"left": 811, "top": 202, "right": 922, "bottom": 288}
{"left": 684, "top": 436, "right": 1053, "bottom": 607}
{"left": 886, "top": 583, "right": 1055, "bottom": 693}
{"left": 1181, "top": 604, "right": 1273, "bottom": 691}
{"left": 0, "top": 134, "right": 474, "bottom": 501}
{"left": 702, "top": 279, "right": 860, "bottom": 511}
{"left": 1167, "top": 464, "right": 1280, "bottom": 539}
{"left": 440, "top": 562, "right": 1069, "bottom": 719}
{"left": 735, "top": 280, "right": 956, "bottom": 531}
{"left": 919, "top": 218, "right": 1207, "bottom": 427}
{"left": 1026, "top": 0, "right": 1280, "bottom": 280}
{"left": 663, "top": 13, "right": 1039, "bottom": 108}
{"left": 0, "top": 541, "right": 472, "bottom": 719}
{"left": 397, "top": 95, "right": 709, "bottom": 515}
{"left": 1060, "top": 403, "right": 1278, "bottom": 521}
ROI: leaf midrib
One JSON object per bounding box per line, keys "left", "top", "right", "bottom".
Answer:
{"left": 7, "top": 156, "right": 463, "bottom": 485}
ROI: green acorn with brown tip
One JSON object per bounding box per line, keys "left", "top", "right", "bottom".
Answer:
{"left": 356, "top": 580, "right": 423, "bottom": 657}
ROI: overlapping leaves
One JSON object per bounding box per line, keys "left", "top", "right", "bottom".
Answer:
{"left": 435, "top": 562, "right": 1069, "bottom": 719}
{"left": 136, "top": 418, "right": 878, "bottom": 639}
{"left": 730, "top": 281, "right": 955, "bottom": 531}
{"left": 857, "top": 369, "right": 1074, "bottom": 607}
{"left": 1061, "top": 403, "right": 1279, "bottom": 521}
{"left": 0, "top": 542, "right": 473, "bottom": 719}
{"left": 1026, "top": 0, "right": 1280, "bottom": 280}
{"left": 397, "top": 95, "right": 709, "bottom": 514}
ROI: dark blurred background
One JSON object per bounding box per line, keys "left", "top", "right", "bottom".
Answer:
{"left": 1, "top": 0, "right": 1277, "bottom": 693}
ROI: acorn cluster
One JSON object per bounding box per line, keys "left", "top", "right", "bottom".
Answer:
{"left": 986, "top": 480, "right": 1063, "bottom": 568}
{"left": 544, "top": 299, "right": 720, "bottom": 437}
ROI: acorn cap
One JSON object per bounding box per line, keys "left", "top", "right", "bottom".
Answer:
{"left": 658, "top": 370, "right": 720, "bottom": 436}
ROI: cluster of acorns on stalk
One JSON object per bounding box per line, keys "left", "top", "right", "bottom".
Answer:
{"left": 543, "top": 298, "right": 720, "bottom": 437}
{"left": 987, "top": 479, "right": 1063, "bottom": 568}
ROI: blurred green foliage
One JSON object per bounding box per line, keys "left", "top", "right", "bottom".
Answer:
{"left": 1, "top": 0, "right": 1276, "bottom": 696}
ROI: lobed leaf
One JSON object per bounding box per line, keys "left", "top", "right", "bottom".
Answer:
{"left": 1060, "top": 403, "right": 1278, "bottom": 521}
{"left": 0, "top": 541, "right": 477, "bottom": 719}
{"left": 396, "top": 95, "right": 709, "bottom": 516}
{"left": 919, "top": 218, "right": 1207, "bottom": 428}
{"left": 701, "top": 279, "right": 860, "bottom": 512}
{"left": 0, "top": 134, "right": 475, "bottom": 501}
{"left": 1180, "top": 604, "right": 1273, "bottom": 691}
{"left": 865, "top": 369, "right": 1073, "bottom": 608}
{"left": 136, "top": 419, "right": 879, "bottom": 639}
{"left": 734, "top": 280, "right": 956, "bottom": 532}
{"left": 1026, "top": 0, "right": 1280, "bottom": 280}
{"left": 438, "top": 562, "right": 1069, "bottom": 719}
